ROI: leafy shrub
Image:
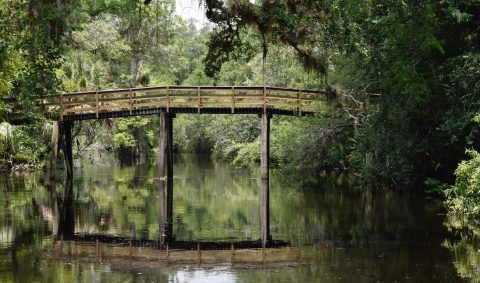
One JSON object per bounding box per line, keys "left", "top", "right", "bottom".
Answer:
{"left": 113, "top": 132, "right": 136, "bottom": 150}
{"left": 446, "top": 149, "right": 480, "bottom": 217}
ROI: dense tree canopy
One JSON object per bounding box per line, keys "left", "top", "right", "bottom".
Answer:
{"left": 198, "top": 0, "right": 480, "bottom": 188}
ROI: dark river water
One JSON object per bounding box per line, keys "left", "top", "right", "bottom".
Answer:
{"left": 0, "top": 154, "right": 478, "bottom": 282}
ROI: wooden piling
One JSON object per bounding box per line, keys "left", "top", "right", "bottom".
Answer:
{"left": 166, "top": 114, "right": 174, "bottom": 241}
{"left": 96, "top": 237, "right": 99, "bottom": 262}
{"left": 260, "top": 112, "right": 271, "bottom": 247}
{"left": 262, "top": 246, "right": 266, "bottom": 268}
{"left": 260, "top": 112, "right": 270, "bottom": 180}
{"left": 197, "top": 243, "right": 202, "bottom": 266}
{"left": 60, "top": 176, "right": 75, "bottom": 238}
{"left": 49, "top": 121, "right": 59, "bottom": 181}
{"left": 60, "top": 234, "right": 64, "bottom": 259}
{"left": 158, "top": 111, "right": 167, "bottom": 248}
{"left": 166, "top": 243, "right": 170, "bottom": 264}
{"left": 99, "top": 241, "right": 102, "bottom": 261}
{"left": 230, "top": 243, "right": 235, "bottom": 265}
{"left": 166, "top": 179, "right": 173, "bottom": 242}
{"left": 68, "top": 240, "right": 72, "bottom": 257}
{"left": 158, "top": 112, "right": 166, "bottom": 179}
{"left": 61, "top": 121, "right": 74, "bottom": 178}
{"left": 129, "top": 241, "right": 133, "bottom": 260}
{"left": 166, "top": 114, "right": 173, "bottom": 180}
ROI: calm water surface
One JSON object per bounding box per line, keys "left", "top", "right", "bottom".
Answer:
{"left": 0, "top": 154, "right": 477, "bottom": 282}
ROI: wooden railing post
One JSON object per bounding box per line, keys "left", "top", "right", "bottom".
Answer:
{"left": 166, "top": 86, "right": 170, "bottom": 112}
{"left": 297, "top": 90, "right": 303, "bottom": 117}
{"left": 59, "top": 93, "right": 64, "bottom": 121}
{"left": 197, "top": 86, "right": 201, "bottom": 114}
{"left": 263, "top": 86, "right": 267, "bottom": 112}
{"left": 95, "top": 91, "right": 99, "bottom": 119}
{"left": 231, "top": 87, "right": 235, "bottom": 114}
{"left": 129, "top": 89, "right": 133, "bottom": 115}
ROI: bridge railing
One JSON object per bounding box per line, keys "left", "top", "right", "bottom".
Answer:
{"left": 40, "top": 86, "right": 327, "bottom": 118}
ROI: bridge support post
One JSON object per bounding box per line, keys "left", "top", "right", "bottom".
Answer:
{"left": 59, "top": 176, "right": 74, "bottom": 239}
{"left": 158, "top": 111, "right": 167, "bottom": 248}
{"left": 61, "top": 121, "right": 74, "bottom": 178}
{"left": 166, "top": 114, "right": 174, "bottom": 180}
{"left": 159, "top": 112, "right": 174, "bottom": 248}
{"left": 260, "top": 112, "right": 271, "bottom": 247}
{"left": 49, "top": 121, "right": 59, "bottom": 182}
{"left": 166, "top": 113, "right": 174, "bottom": 242}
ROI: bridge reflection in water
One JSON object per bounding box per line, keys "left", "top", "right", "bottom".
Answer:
{"left": 48, "top": 172, "right": 305, "bottom": 268}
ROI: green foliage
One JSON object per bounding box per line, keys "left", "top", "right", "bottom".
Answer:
{"left": 0, "top": 1, "right": 25, "bottom": 97}
{"left": 444, "top": 213, "right": 480, "bottom": 282}
{"left": 173, "top": 114, "right": 260, "bottom": 162}
{"left": 196, "top": 0, "right": 480, "bottom": 190}
{"left": 113, "top": 132, "right": 137, "bottom": 150}
{"left": 446, "top": 150, "right": 480, "bottom": 217}
{"left": 112, "top": 117, "right": 155, "bottom": 158}
{"left": 201, "top": 0, "right": 332, "bottom": 77}
{"left": 0, "top": 122, "right": 48, "bottom": 170}
{"left": 0, "top": 0, "right": 81, "bottom": 170}
{"left": 204, "top": 27, "right": 257, "bottom": 78}
{"left": 173, "top": 115, "right": 211, "bottom": 153}
{"left": 57, "top": 1, "right": 199, "bottom": 161}
{"left": 0, "top": 122, "right": 15, "bottom": 154}
{"left": 441, "top": 52, "right": 480, "bottom": 147}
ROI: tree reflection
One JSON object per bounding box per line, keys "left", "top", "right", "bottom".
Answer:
{"left": 444, "top": 214, "right": 480, "bottom": 281}
{"left": 0, "top": 154, "right": 472, "bottom": 282}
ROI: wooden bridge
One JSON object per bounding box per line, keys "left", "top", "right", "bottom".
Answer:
{"left": 45, "top": 85, "right": 327, "bottom": 248}
{"left": 41, "top": 85, "right": 327, "bottom": 120}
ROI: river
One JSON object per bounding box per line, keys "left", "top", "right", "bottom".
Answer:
{"left": 0, "top": 154, "right": 477, "bottom": 282}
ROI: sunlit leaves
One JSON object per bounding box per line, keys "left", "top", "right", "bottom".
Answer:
{"left": 71, "top": 14, "right": 130, "bottom": 61}
{"left": 446, "top": 150, "right": 480, "bottom": 217}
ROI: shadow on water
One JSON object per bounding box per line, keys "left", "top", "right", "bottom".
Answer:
{"left": 0, "top": 154, "right": 476, "bottom": 282}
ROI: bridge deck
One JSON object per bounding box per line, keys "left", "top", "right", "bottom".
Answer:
{"left": 59, "top": 107, "right": 309, "bottom": 121}
{"left": 41, "top": 85, "right": 327, "bottom": 121}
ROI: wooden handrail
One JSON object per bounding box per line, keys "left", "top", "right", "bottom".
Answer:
{"left": 42, "top": 86, "right": 325, "bottom": 99}
{"left": 40, "top": 85, "right": 328, "bottom": 118}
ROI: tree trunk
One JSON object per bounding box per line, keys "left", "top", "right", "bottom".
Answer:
{"left": 128, "top": 51, "right": 143, "bottom": 88}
